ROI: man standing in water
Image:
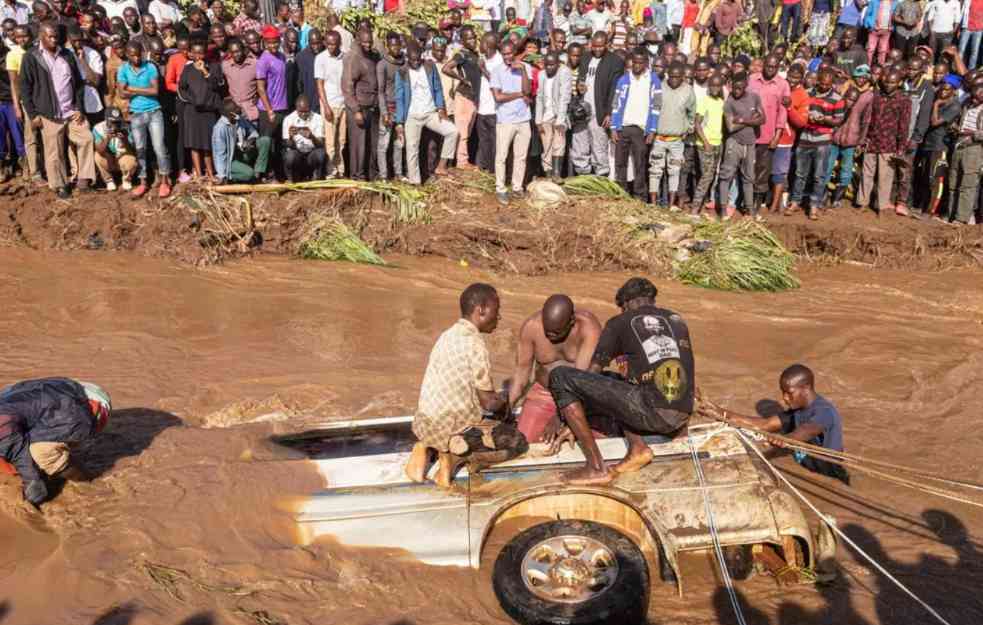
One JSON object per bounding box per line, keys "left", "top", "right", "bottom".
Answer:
{"left": 509, "top": 294, "right": 602, "bottom": 444}
{"left": 713, "top": 364, "right": 849, "bottom": 485}
{"left": 548, "top": 277, "right": 694, "bottom": 485}
{"left": 407, "top": 284, "right": 528, "bottom": 488}
{"left": 0, "top": 378, "right": 112, "bottom": 507}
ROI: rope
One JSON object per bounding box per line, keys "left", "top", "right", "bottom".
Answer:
{"left": 695, "top": 395, "right": 983, "bottom": 504}
{"left": 735, "top": 429, "right": 955, "bottom": 625}
{"left": 688, "top": 433, "right": 748, "bottom": 625}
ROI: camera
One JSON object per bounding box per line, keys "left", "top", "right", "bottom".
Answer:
{"left": 568, "top": 94, "right": 591, "bottom": 124}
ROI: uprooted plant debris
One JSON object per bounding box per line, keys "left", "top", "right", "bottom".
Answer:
{"left": 2, "top": 172, "right": 981, "bottom": 286}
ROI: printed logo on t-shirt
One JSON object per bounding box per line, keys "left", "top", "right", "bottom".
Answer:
{"left": 654, "top": 358, "right": 687, "bottom": 402}
{"left": 631, "top": 315, "right": 680, "bottom": 364}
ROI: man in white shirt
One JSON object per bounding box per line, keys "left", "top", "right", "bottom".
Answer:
{"left": 315, "top": 30, "right": 347, "bottom": 178}
{"left": 99, "top": 0, "right": 139, "bottom": 21}
{"left": 928, "top": 0, "right": 962, "bottom": 58}
{"left": 67, "top": 27, "right": 104, "bottom": 126}
{"left": 611, "top": 48, "right": 658, "bottom": 198}
{"left": 282, "top": 94, "right": 326, "bottom": 181}
{"left": 475, "top": 32, "right": 503, "bottom": 172}
{"left": 0, "top": 0, "right": 30, "bottom": 25}
{"left": 395, "top": 47, "right": 459, "bottom": 185}
{"left": 148, "top": 0, "right": 182, "bottom": 28}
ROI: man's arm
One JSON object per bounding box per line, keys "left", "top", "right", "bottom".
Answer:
{"left": 8, "top": 69, "right": 21, "bottom": 122}
{"left": 574, "top": 314, "right": 602, "bottom": 371}
{"left": 256, "top": 75, "right": 275, "bottom": 121}
{"left": 508, "top": 319, "right": 536, "bottom": 406}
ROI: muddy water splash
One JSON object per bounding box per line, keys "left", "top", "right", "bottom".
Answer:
{"left": 1, "top": 248, "right": 982, "bottom": 625}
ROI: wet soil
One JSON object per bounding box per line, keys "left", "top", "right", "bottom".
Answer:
{"left": 1, "top": 246, "right": 983, "bottom": 625}
{"left": 4, "top": 176, "right": 981, "bottom": 275}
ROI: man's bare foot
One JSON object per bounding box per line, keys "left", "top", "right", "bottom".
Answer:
{"left": 434, "top": 452, "right": 464, "bottom": 489}
{"left": 612, "top": 447, "right": 654, "bottom": 474}
{"left": 404, "top": 442, "right": 430, "bottom": 483}
{"left": 562, "top": 465, "right": 614, "bottom": 486}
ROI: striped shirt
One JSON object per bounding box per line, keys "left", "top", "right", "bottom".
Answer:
{"left": 798, "top": 87, "right": 846, "bottom": 146}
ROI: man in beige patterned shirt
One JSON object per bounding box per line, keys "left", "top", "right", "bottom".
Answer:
{"left": 407, "top": 283, "right": 527, "bottom": 488}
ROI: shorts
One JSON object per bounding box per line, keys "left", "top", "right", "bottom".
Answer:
{"left": 30, "top": 441, "right": 71, "bottom": 475}
{"left": 548, "top": 366, "right": 689, "bottom": 435}
{"left": 772, "top": 146, "right": 792, "bottom": 185}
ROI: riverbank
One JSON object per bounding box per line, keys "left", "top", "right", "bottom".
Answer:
{"left": 3, "top": 172, "right": 980, "bottom": 277}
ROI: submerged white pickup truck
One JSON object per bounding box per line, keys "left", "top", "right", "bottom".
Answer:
{"left": 276, "top": 418, "right": 836, "bottom": 625}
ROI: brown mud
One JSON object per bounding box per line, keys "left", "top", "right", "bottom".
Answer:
{"left": 4, "top": 176, "right": 981, "bottom": 275}
{"left": 1, "top": 210, "right": 983, "bottom": 623}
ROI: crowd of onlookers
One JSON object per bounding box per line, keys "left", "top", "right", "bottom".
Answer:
{"left": 0, "top": 0, "right": 982, "bottom": 224}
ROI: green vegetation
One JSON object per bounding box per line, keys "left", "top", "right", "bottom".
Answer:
{"left": 562, "top": 175, "right": 631, "bottom": 200}
{"left": 298, "top": 218, "right": 386, "bottom": 265}
{"left": 675, "top": 220, "right": 800, "bottom": 292}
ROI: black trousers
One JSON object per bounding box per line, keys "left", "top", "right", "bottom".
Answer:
{"left": 476, "top": 113, "right": 497, "bottom": 173}
{"left": 614, "top": 126, "right": 649, "bottom": 198}
{"left": 548, "top": 366, "right": 689, "bottom": 435}
{"left": 284, "top": 147, "right": 326, "bottom": 182}
{"left": 347, "top": 107, "right": 380, "bottom": 181}
{"left": 754, "top": 144, "right": 774, "bottom": 195}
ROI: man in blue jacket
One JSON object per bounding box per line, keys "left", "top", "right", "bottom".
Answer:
{"left": 212, "top": 98, "right": 272, "bottom": 184}
{"left": 610, "top": 47, "right": 661, "bottom": 199}
{"left": 0, "top": 378, "right": 112, "bottom": 507}
{"left": 395, "top": 45, "right": 459, "bottom": 185}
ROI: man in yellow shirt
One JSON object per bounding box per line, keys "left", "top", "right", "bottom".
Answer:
{"left": 5, "top": 24, "right": 38, "bottom": 182}
{"left": 690, "top": 73, "right": 725, "bottom": 215}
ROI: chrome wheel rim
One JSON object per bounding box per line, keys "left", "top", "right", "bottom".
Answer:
{"left": 520, "top": 534, "right": 619, "bottom": 604}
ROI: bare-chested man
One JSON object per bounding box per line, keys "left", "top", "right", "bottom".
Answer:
{"left": 509, "top": 294, "right": 602, "bottom": 443}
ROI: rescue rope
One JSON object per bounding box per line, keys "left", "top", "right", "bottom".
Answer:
{"left": 696, "top": 396, "right": 983, "bottom": 507}
{"left": 688, "top": 433, "right": 748, "bottom": 625}
{"left": 734, "top": 429, "right": 955, "bottom": 625}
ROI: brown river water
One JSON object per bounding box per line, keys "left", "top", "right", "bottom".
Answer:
{"left": 1, "top": 247, "right": 983, "bottom": 625}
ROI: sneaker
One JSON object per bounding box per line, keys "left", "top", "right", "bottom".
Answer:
{"left": 177, "top": 171, "right": 192, "bottom": 184}
{"left": 132, "top": 183, "right": 148, "bottom": 198}
{"left": 496, "top": 191, "right": 509, "bottom": 205}
{"left": 158, "top": 181, "right": 172, "bottom": 198}
{"left": 121, "top": 179, "right": 133, "bottom": 191}
{"left": 511, "top": 189, "right": 526, "bottom": 200}
{"left": 105, "top": 180, "right": 117, "bottom": 191}
{"left": 56, "top": 187, "right": 71, "bottom": 199}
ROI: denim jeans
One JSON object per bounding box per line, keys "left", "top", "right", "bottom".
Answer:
{"left": 780, "top": 3, "right": 801, "bottom": 41}
{"left": 790, "top": 144, "right": 831, "bottom": 207}
{"left": 960, "top": 29, "right": 983, "bottom": 70}
{"left": 130, "top": 108, "right": 171, "bottom": 180}
{"left": 825, "top": 145, "right": 856, "bottom": 188}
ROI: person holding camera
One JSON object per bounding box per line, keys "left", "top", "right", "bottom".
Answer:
{"left": 282, "top": 94, "right": 326, "bottom": 182}
{"left": 92, "top": 107, "right": 138, "bottom": 191}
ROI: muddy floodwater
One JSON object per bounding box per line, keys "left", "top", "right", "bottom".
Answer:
{"left": 1, "top": 247, "right": 982, "bottom": 625}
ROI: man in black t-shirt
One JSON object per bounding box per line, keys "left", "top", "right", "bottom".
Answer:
{"left": 547, "top": 277, "right": 694, "bottom": 485}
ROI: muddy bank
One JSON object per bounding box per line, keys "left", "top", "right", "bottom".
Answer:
{"left": 4, "top": 176, "right": 980, "bottom": 275}
{"left": 1, "top": 248, "right": 983, "bottom": 624}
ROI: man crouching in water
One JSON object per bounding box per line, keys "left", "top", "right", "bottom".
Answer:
{"left": 548, "top": 277, "right": 695, "bottom": 485}
{"left": 406, "top": 283, "right": 528, "bottom": 488}
{"left": 0, "top": 378, "right": 112, "bottom": 508}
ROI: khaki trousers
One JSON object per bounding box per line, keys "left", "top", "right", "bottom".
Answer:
{"left": 40, "top": 116, "right": 96, "bottom": 190}
{"left": 495, "top": 121, "right": 531, "bottom": 193}
{"left": 30, "top": 442, "right": 70, "bottom": 475}
{"left": 21, "top": 102, "right": 40, "bottom": 177}
{"left": 404, "top": 111, "right": 458, "bottom": 184}
{"left": 858, "top": 153, "right": 903, "bottom": 210}
{"left": 95, "top": 152, "right": 138, "bottom": 183}
{"left": 539, "top": 122, "right": 566, "bottom": 171}
{"left": 324, "top": 105, "right": 347, "bottom": 177}
{"left": 454, "top": 93, "right": 476, "bottom": 164}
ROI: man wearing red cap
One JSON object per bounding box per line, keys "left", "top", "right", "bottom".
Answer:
{"left": 0, "top": 378, "right": 111, "bottom": 508}
{"left": 257, "top": 25, "right": 290, "bottom": 159}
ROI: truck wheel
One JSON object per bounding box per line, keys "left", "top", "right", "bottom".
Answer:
{"left": 492, "top": 520, "right": 649, "bottom": 625}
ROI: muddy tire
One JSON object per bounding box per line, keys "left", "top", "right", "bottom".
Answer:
{"left": 492, "top": 520, "right": 648, "bottom": 625}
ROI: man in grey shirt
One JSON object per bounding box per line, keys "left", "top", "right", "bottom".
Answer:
{"left": 376, "top": 32, "right": 405, "bottom": 180}
{"left": 649, "top": 61, "right": 695, "bottom": 209}
{"left": 717, "top": 72, "right": 764, "bottom": 219}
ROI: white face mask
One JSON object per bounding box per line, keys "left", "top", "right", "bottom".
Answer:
{"left": 647, "top": 44, "right": 659, "bottom": 55}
